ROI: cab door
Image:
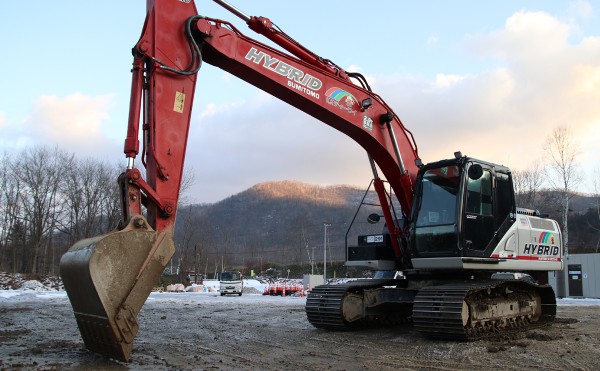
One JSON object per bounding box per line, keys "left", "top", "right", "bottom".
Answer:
{"left": 462, "top": 166, "right": 495, "bottom": 255}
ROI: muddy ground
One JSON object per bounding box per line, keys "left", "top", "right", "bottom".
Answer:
{"left": 0, "top": 292, "right": 599, "bottom": 370}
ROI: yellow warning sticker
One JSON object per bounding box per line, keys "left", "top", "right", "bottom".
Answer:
{"left": 173, "top": 91, "right": 185, "bottom": 113}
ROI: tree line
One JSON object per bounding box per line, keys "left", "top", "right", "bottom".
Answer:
{"left": 1, "top": 124, "right": 599, "bottom": 277}
{"left": 0, "top": 146, "right": 121, "bottom": 275}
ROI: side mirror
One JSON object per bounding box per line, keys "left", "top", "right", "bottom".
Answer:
{"left": 468, "top": 164, "right": 483, "bottom": 180}
{"left": 367, "top": 213, "right": 381, "bottom": 224}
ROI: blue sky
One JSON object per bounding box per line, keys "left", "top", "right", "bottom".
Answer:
{"left": 1, "top": 1, "right": 599, "bottom": 202}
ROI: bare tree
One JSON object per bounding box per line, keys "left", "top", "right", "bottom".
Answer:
{"left": 544, "top": 126, "right": 582, "bottom": 298}
{"left": 512, "top": 161, "right": 545, "bottom": 210}
{"left": 60, "top": 159, "right": 121, "bottom": 244}
{"left": 52, "top": 158, "right": 121, "bottom": 275}
{"left": 169, "top": 165, "right": 198, "bottom": 278}
{"left": 0, "top": 153, "right": 12, "bottom": 268}
{"left": 0, "top": 147, "right": 142, "bottom": 275}
{"left": 97, "top": 163, "right": 123, "bottom": 234}
{"left": 13, "top": 146, "right": 73, "bottom": 274}
{"left": 592, "top": 168, "right": 600, "bottom": 252}
{"left": 177, "top": 164, "right": 196, "bottom": 206}
{"left": 0, "top": 152, "right": 24, "bottom": 272}
{"left": 543, "top": 125, "right": 582, "bottom": 256}
{"left": 173, "top": 205, "right": 198, "bottom": 279}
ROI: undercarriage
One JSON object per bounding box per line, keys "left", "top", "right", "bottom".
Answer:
{"left": 306, "top": 277, "right": 556, "bottom": 340}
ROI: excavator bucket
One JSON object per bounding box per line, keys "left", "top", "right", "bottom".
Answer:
{"left": 59, "top": 216, "right": 175, "bottom": 362}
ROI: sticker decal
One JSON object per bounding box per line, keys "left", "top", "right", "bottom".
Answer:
{"left": 539, "top": 231, "right": 555, "bottom": 245}
{"left": 173, "top": 91, "right": 185, "bottom": 113}
{"left": 362, "top": 116, "right": 373, "bottom": 131}
{"left": 520, "top": 217, "right": 529, "bottom": 227}
{"left": 325, "top": 87, "right": 358, "bottom": 115}
{"left": 522, "top": 230, "right": 560, "bottom": 259}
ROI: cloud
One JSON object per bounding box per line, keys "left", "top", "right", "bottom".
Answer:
{"left": 432, "top": 73, "right": 465, "bottom": 89}
{"left": 186, "top": 97, "right": 372, "bottom": 202}
{"left": 182, "top": 9, "right": 600, "bottom": 201}
{"left": 468, "top": 11, "right": 570, "bottom": 59}
{"left": 21, "top": 93, "right": 121, "bottom": 159}
{"left": 371, "top": 10, "right": 600, "bottom": 174}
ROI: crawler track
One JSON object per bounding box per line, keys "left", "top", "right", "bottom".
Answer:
{"left": 307, "top": 279, "right": 556, "bottom": 341}
{"left": 305, "top": 280, "right": 397, "bottom": 330}
{"left": 412, "top": 281, "right": 556, "bottom": 340}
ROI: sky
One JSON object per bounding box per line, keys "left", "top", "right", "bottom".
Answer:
{"left": 1, "top": 1, "right": 599, "bottom": 203}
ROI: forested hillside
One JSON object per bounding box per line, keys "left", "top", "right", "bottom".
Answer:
{"left": 172, "top": 180, "right": 386, "bottom": 276}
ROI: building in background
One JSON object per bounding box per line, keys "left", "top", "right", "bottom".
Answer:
{"left": 549, "top": 253, "right": 600, "bottom": 298}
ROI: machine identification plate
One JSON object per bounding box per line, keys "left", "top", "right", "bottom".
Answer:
{"left": 367, "top": 235, "right": 384, "bottom": 243}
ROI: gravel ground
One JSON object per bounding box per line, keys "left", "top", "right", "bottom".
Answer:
{"left": 1, "top": 290, "right": 599, "bottom": 370}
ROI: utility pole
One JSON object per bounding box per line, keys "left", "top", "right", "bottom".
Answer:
{"left": 323, "top": 223, "right": 331, "bottom": 284}
{"left": 194, "top": 244, "right": 197, "bottom": 283}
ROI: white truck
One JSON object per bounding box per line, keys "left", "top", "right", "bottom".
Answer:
{"left": 219, "top": 271, "right": 243, "bottom": 296}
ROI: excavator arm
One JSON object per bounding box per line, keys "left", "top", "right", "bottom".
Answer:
{"left": 122, "top": 0, "right": 200, "bottom": 234}
{"left": 60, "top": 0, "right": 421, "bottom": 362}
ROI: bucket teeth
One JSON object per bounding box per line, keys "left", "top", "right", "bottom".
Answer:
{"left": 74, "top": 311, "right": 132, "bottom": 362}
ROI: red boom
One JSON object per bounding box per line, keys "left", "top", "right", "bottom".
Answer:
{"left": 122, "top": 0, "right": 420, "bottom": 259}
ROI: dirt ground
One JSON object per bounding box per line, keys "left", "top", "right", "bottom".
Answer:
{"left": 0, "top": 293, "right": 599, "bottom": 370}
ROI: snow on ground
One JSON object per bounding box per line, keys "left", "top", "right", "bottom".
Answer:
{"left": 554, "top": 298, "right": 600, "bottom": 306}
{"left": 0, "top": 273, "right": 301, "bottom": 305}
{"left": 1, "top": 272, "right": 599, "bottom": 306}
{"left": 1, "top": 289, "right": 598, "bottom": 306}
{"left": 1, "top": 289, "right": 599, "bottom": 307}
{"left": 0, "top": 286, "right": 307, "bottom": 306}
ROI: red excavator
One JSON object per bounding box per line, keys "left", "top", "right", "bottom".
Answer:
{"left": 60, "top": 0, "right": 563, "bottom": 362}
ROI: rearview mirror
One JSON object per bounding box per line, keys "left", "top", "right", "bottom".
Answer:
{"left": 468, "top": 164, "right": 483, "bottom": 180}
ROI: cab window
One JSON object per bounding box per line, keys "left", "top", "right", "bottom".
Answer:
{"left": 466, "top": 170, "right": 492, "bottom": 216}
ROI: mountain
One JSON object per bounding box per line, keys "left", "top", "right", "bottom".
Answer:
{"left": 173, "top": 181, "right": 600, "bottom": 274}
{"left": 174, "top": 180, "right": 386, "bottom": 270}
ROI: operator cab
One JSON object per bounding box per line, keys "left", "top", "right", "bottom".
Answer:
{"left": 408, "top": 155, "right": 516, "bottom": 268}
